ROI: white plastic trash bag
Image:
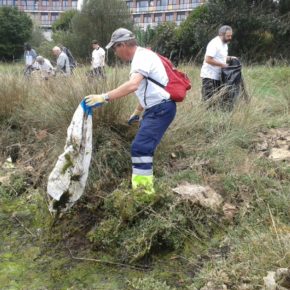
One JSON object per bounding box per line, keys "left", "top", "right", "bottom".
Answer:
{"left": 47, "top": 100, "right": 93, "bottom": 212}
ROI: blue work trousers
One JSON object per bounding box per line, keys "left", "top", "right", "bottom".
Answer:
{"left": 131, "top": 100, "right": 176, "bottom": 176}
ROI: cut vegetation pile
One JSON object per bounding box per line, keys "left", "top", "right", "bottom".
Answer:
{"left": 0, "top": 65, "right": 290, "bottom": 289}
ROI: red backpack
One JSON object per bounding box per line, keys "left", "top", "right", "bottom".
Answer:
{"left": 148, "top": 52, "right": 192, "bottom": 102}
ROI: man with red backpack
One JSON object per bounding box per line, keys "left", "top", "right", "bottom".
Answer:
{"left": 84, "top": 28, "right": 190, "bottom": 197}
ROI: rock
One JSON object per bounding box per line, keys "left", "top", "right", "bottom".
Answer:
{"left": 263, "top": 269, "right": 290, "bottom": 290}
{"left": 2, "top": 157, "right": 15, "bottom": 169}
{"left": 222, "top": 203, "right": 238, "bottom": 221}
{"left": 263, "top": 271, "right": 276, "bottom": 290}
{"left": 0, "top": 174, "right": 11, "bottom": 186}
{"left": 256, "top": 140, "right": 269, "bottom": 151}
{"left": 173, "top": 182, "right": 223, "bottom": 212}
{"left": 269, "top": 148, "right": 290, "bottom": 161}
{"left": 171, "top": 152, "right": 177, "bottom": 158}
{"left": 200, "top": 282, "right": 227, "bottom": 290}
{"left": 276, "top": 268, "right": 290, "bottom": 288}
{"left": 237, "top": 284, "right": 252, "bottom": 290}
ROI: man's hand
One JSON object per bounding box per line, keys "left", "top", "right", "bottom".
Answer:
{"left": 84, "top": 94, "right": 109, "bottom": 107}
{"left": 128, "top": 108, "right": 143, "bottom": 125}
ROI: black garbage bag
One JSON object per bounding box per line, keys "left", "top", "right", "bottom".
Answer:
{"left": 221, "top": 58, "right": 248, "bottom": 110}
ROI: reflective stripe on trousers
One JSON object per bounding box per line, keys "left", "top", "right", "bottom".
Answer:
{"left": 131, "top": 100, "right": 176, "bottom": 186}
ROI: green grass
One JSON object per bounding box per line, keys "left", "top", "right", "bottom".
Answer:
{"left": 0, "top": 63, "right": 290, "bottom": 289}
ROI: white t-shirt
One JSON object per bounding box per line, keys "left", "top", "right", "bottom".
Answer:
{"left": 130, "top": 47, "right": 170, "bottom": 109}
{"left": 39, "top": 59, "right": 53, "bottom": 72}
{"left": 92, "top": 47, "right": 105, "bottom": 67}
{"left": 200, "top": 36, "right": 228, "bottom": 81}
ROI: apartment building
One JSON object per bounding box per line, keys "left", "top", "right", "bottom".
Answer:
{"left": 124, "top": 0, "right": 205, "bottom": 29}
{"left": 0, "top": 0, "right": 78, "bottom": 27}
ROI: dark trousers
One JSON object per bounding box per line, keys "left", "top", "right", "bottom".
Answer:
{"left": 131, "top": 100, "right": 176, "bottom": 176}
{"left": 92, "top": 67, "right": 105, "bottom": 79}
{"left": 201, "top": 78, "right": 221, "bottom": 101}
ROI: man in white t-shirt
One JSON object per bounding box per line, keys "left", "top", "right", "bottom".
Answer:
{"left": 91, "top": 40, "right": 106, "bottom": 78}
{"left": 200, "top": 25, "right": 234, "bottom": 101}
{"left": 84, "top": 28, "right": 176, "bottom": 198}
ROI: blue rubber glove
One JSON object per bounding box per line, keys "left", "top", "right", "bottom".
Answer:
{"left": 84, "top": 94, "right": 109, "bottom": 108}
{"left": 128, "top": 109, "right": 143, "bottom": 125}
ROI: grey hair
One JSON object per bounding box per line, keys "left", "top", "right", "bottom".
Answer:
{"left": 36, "top": 55, "right": 44, "bottom": 63}
{"left": 218, "top": 25, "right": 232, "bottom": 36}
{"left": 52, "top": 46, "right": 61, "bottom": 52}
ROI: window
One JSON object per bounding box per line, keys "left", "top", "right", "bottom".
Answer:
{"left": 179, "top": 0, "right": 188, "bottom": 9}
{"left": 52, "top": 0, "right": 60, "bottom": 8}
{"left": 133, "top": 15, "right": 140, "bottom": 23}
{"left": 165, "top": 12, "right": 173, "bottom": 22}
{"left": 168, "top": 0, "right": 176, "bottom": 5}
{"left": 51, "top": 13, "right": 59, "bottom": 21}
{"left": 62, "top": 0, "right": 68, "bottom": 7}
{"left": 26, "top": 0, "right": 34, "bottom": 9}
{"left": 144, "top": 14, "right": 151, "bottom": 23}
{"left": 72, "top": 0, "right": 77, "bottom": 8}
{"left": 156, "top": 0, "right": 167, "bottom": 10}
{"left": 154, "top": 13, "right": 162, "bottom": 23}
{"left": 41, "top": 0, "right": 48, "bottom": 6}
{"left": 176, "top": 12, "right": 186, "bottom": 21}
{"left": 126, "top": 1, "right": 133, "bottom": 8}
{"left": 137, "top": 0, "right": 148, "bottom": 10}
{"left": 41, "top": 12, "right": 49, "bottom": 25}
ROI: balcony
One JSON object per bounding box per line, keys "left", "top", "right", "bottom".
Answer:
{"left": 130, "top": 2, "right": 200, "bottom": 14}
{"left": 135, "top": 19, "right": 185, "bottom": 29}
{"left": 0, "top": 3, "right": 77, "bottom": 12}
{"left": 23, "top": 5, "right": 75, "bottom": 12}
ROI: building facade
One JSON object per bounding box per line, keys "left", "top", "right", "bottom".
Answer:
{"left": 124, "top": 0, "right": 205, "bottom": 29}
{"left": 0, "top": 0, "right": 78, "bottom": 27}
{"left": 0, "top": 0, "right": 204, "bottom": 30}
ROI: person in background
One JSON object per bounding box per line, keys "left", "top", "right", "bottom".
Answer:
{"left": 58, "top": 44, "right": 77, "bottom": 72}
{"left": 52, "top": 46, "right": 71, "bottom": 76}
{"left": 35, "top": 56, "right": 54, "bottom": 79}
{"left": 200, "top": 25, "right": 236, "bottom": 101}
{"left": 24, "top": 43, "right": 38, "bottom": 76}
{"left": 91, "top": 40, "right": 106, "bottom": 79}
{"left": 84, "top": 28, "right": 176, "bottom": 198}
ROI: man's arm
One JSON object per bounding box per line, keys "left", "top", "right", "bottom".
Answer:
{"left": 205, "top": 56, "right": 228, "bottom": 68}
{"left": 106, "top": 73, "right": 144, "bottom": 101}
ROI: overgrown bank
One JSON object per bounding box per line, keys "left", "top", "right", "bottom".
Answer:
{"left": 0, "top": 65, "right": 290, "bottom": 289}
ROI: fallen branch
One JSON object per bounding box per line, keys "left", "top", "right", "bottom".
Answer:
{"left": 12, "top": 215, "right": 36, "bottom": 237}
{"left": 67, "top": 248, "right": 149, "bottom": 271}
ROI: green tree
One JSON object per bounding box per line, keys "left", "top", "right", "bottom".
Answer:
{"left": 135, "top": 26, "right": 157, "bottom": 48}
{"left": 29, "top": 23, "right": 46, "bottom": 48}
{"left": 177, "top": 0, "right": 286, "bottom": 62}
{"left": 0, "top": 7, "right": 33, "bottom": 60}
{"left": 53, "top": 0, "right": 133, "bottom": 60}
{"left": 151, "top": 22, "right": 179, "bottom": 62}
{"left": 52, "top": 10, "right": 77, "bottom": 33}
